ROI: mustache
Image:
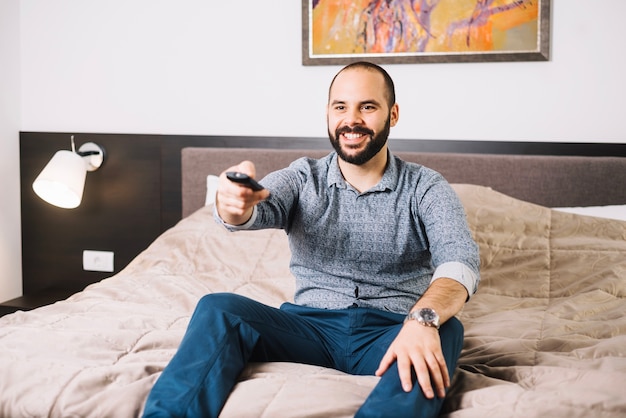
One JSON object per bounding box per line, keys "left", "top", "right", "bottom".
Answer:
{"left": 335, "top": 125, "right": 374, "bottom": 137}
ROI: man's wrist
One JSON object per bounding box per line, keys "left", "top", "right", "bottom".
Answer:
{"left": 404, "top": 307, "right": 440, "bottom": 329}
{"left": 213, "top": 205, "right": 258, "bottom": 231}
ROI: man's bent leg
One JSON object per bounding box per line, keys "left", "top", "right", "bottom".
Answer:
{"left": 355, "top": 317, "right": 464, "bottom": 418}
{"left": 142, "top": 293, "right": 333, "bottom": 418}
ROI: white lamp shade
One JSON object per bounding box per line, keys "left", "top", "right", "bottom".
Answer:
{"left": 32, "top": 150, "right": 87, "bottom": 209}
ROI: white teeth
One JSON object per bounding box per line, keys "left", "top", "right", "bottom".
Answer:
{"left": 344, "top": 133, "right": 363, "bottom": 140}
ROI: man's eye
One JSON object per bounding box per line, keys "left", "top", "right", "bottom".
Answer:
{"left": 361, "top": 105, "right": 376, "bottom": 111}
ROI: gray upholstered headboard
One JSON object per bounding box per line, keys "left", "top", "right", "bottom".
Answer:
{"left": 181, "top": 147, "right": 626, "bottom": 218}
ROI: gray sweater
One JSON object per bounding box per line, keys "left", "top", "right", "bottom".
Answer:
{"left": 219, "top": 152, "right": 480, "bottom": 315}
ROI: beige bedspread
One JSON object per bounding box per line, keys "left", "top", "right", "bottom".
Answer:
{"left": 0, "top": 184, "right": 624, "bottom": 417}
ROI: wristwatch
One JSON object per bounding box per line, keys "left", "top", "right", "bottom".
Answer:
{"left": 405, "top": 308, "right": 440, "bottom": 329}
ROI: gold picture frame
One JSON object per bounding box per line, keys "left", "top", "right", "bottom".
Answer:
{"left": 302, "top": 0, "right": 551, "bottom": 65}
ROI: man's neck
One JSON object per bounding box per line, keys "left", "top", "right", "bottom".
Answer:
{"left": 337, "top": 147, "right": 388, "bottom": 193}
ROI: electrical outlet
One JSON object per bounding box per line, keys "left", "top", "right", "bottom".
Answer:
{"left": 82, "top": 250, "right": 114, "bottom": 272}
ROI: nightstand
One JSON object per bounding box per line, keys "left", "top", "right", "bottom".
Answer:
{"left": 0, "top": 289, "right": 76, "bottom": 317}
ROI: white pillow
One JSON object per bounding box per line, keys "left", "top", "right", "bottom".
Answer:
{"left": 205, "top": 175, "right": 219, "bottom": 206}
{"left": 553, "top": 205, "right": 626, "bottom": 221}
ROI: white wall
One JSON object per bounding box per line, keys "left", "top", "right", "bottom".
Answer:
{"left": 1, "top": 0, "right": 625, "bottom": 300}
{"left": 0, "top": 0, "right": 22, "bottom": 302}
{"left": 19, "top": 0, "right": 626, "bottom": 142}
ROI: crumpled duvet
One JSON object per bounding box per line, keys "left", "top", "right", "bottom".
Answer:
{"left": 0, "top": 184, "right": 624, "bottom": 418}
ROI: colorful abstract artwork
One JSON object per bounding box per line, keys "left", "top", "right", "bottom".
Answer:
{"left": 302, "top": 0, "right": 550, "bottom": 64}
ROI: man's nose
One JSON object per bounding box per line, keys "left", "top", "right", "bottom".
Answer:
{"left": 344, "top": 108, "right": 363, "bottom": 125}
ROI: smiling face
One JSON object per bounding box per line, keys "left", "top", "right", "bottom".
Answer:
{"left": 327, "top": 66, "right": 399, "bottom": 166}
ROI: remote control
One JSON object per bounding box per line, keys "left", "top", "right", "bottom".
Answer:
{"left": 225, "top": 171, "right": 265, "bottom": 191}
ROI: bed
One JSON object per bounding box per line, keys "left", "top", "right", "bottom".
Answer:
{"left": 1, "top": 143, "right": 625, "bottom": 418}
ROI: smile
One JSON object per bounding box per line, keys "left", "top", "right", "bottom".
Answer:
{"left": 343, "top": 133, "right": 366, "bottom": 140}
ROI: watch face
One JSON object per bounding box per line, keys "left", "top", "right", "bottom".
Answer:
{"left": 405, "top": 308, "right": 439, "bottom": 328}
{"left": 420, "top": 308, "right": 437, "bottom": 322}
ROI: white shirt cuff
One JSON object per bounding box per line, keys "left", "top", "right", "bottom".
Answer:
{"left": 213, "top": 205, "right": 258, "bottom": 231}
{"left": 430, "top": 261, "right": 479, "bottom": 300}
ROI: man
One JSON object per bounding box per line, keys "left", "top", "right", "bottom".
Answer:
{"left": 143, "top": 62, "right": 480, "bottom": 418}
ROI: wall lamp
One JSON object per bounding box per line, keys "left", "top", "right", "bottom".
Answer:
{"left": 32, "top": 136, "right": 106, "bottom": 209}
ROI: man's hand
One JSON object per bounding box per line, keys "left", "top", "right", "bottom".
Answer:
{"left": 216, "top": 161, "right": 270, "bottom": 225}
{"left": 377, "top": 278, "right": 468, "bottom": 398}
{"left": 375, "top": 320, "right": 449, "bottom": 399}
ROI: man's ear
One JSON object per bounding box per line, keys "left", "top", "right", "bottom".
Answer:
{"left": 390, "top": 103, "right": 400, "bottom": 127}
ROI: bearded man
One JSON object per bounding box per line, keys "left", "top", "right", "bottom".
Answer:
{"left": 143, "top": 61, "right": 480, "bottom": 418}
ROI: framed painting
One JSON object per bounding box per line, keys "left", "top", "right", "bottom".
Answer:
{"left": 302, "top": 0, "right": 551, "bottom": 65}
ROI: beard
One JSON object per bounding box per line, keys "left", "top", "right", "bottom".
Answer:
{"left": 328, "top": 117, "right": 391, "bottom": 166}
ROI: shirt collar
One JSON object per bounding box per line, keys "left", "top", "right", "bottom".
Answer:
{"left": 327, "top": 151, "right": 399, "bottom": 193}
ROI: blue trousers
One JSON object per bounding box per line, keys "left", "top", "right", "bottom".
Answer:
{"left": 143, "top": 293, "right": 464, "bottom": 418}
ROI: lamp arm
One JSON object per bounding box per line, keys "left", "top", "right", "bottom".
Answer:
{"left": 76, "top": 142, "right": 105, "bottom": 171}
{"left": 77, "top": 150, "right": 101, "bottom": 157}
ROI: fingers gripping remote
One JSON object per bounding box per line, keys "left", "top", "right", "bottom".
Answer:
{"left": 225, "top": 171, "right": 265, "bottom": 191}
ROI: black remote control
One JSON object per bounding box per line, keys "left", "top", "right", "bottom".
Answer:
{"left": 225, "top": 171, "right": 265, "bottom": 191}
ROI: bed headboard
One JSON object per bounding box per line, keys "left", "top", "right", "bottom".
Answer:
{"left": 181, "top": 147, "right": 626, "bottom": 218}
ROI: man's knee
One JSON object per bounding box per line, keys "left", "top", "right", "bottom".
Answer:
{"left": 196, "top": 292, "right": 247, "bottom": 313}
{"left": 193, "top": 293, "right": 265, "bottom": 327}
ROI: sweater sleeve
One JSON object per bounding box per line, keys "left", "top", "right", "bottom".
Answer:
{"left": 416, "top": 174, "right": 481, "bottom": 298}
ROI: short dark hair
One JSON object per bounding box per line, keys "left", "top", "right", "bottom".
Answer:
{"left": 328, "top": 61, "right": 396, "bottom": 108}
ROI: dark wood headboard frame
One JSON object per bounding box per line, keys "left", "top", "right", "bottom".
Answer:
{"left": 18, "top": 132, "right": 626, "bottom": 300}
